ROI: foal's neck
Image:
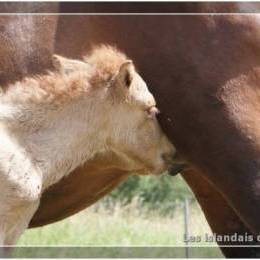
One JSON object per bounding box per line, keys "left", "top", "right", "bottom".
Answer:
{"left": 22, "top": 91, "right": 112, "bottom": 188}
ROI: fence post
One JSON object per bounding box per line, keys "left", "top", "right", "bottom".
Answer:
{"left": 184, "top": 198, "right": 190, "bottom": 258}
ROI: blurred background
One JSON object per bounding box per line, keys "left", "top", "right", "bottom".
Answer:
{"left": 19, "top": 174, "right": 219, "bottom": 248}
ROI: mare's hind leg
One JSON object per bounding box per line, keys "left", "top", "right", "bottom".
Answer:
{"left": 182, "top": 169, "right": 260, "bottom": 258}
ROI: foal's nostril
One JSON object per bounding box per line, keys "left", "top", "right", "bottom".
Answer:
{"left": 161, "top": 153, "right": 175, "bottom": 165}
{"left": 162, "top": 152, "right": 189, "bottom": 176}
{"left": 168, "top": 163, "right": 188, "bottom": 176}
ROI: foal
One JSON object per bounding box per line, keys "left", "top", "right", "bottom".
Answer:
{"left": 0, "top": 45, "right": 175, "bottom": 245}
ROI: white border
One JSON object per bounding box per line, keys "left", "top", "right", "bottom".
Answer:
{"left": 0, "top": 13, "right": 259, "bottom": 15}
{"left": 0, "top": 8, "right": 258, "bottom": 250}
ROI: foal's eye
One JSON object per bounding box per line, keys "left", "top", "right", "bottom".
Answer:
{"left": 146, "top": 106, "right": 160, "bottom": 118}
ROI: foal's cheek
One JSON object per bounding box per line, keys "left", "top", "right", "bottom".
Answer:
{"left": 144, "top": 125, "right": 161, "bottom": 148}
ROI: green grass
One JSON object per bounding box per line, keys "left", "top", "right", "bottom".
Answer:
{"left": 15, "top": 200, "right": 223, "bottom": 257}
{"left": 12, "top": 175, "right": 225, "bottom": 257}
{"left": 19, "top": 201, "right": 209, "bottom": 246}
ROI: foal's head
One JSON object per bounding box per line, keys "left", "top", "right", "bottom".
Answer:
{"left": 53, "top": 45, "right": 176, "bottom": 175}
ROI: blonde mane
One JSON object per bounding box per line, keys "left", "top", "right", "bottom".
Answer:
{"left": 2, "top": 45, "right": 129, "bottom": 106}
{"left": 85, "top": 45, "right": 129, "bottom": 87}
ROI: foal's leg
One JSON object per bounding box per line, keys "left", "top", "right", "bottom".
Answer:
{"left": 4, "top": 200, "right": 40, "bottom": 245}
{"left": 0, "top": 199, "right": 40, "bottom": 258}
{"left": 0, "top": 226, "right": 7, "bottom": 257}
{"left": 0, "top": 164, "right": 42, "bottom": 245}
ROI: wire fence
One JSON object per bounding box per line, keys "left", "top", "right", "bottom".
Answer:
{"left": 92, "top": 196, "right": 193, "bottom": 257}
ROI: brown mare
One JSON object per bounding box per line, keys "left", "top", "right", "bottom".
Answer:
{"left": 1, "top": 2, "right": 260, "bottom": 257}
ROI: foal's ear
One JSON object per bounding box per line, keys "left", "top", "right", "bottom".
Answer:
{"left": 52, "top": 55, "right": 89, "bottom": 74}
{"left": 116, "top": 60, "right": 134, "bottom": 88}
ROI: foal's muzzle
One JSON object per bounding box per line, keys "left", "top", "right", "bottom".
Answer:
{"left": 168, "top": 163, "right": 189, "bottom": 176}
{"left": 162, "top": 152, "right": 189, "bottom": 176}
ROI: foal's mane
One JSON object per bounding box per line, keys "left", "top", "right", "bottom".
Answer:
{"left": 84, "top": 45, "right": 128, "bottom": 86}
{"left": 3, "top": 45, "right": 129, "bottom": 105}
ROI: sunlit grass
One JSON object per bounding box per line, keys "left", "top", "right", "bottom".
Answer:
{"left": 16, "top": 199, "right": 223, "bottom": 257}
{"left": 19, "top": 200, "right": 216, "bottom": 246}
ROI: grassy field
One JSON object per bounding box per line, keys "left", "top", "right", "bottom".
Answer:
{"left": 19, "top": 201, "right": 210, "bottom": 246}
{"left": 16, "top": 174, "right": 224, "bottom": 257}
{"left": 16, "top": 199, "right": 223, "bottom": 257}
